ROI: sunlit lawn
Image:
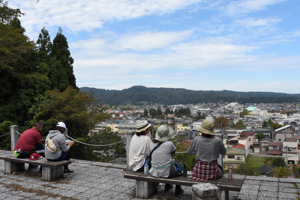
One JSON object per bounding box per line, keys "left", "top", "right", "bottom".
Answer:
{"left": 246, "top": 155, "right": 266, "bottom": 168}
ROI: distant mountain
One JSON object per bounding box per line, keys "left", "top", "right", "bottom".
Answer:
{"left": 80, "top": 86, "right": 300, "bottom": 105}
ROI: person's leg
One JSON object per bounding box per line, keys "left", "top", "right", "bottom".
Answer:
{"left": 17, "top": 150, "right": 38, "bottom": 170}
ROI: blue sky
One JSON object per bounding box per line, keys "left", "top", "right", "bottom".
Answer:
{"left": 9, "top": 0, "right": 300, "bottom": 94}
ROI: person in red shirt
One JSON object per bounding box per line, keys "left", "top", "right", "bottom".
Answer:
{"left": 14, "top": 121, "right": 44, "bottom": 158}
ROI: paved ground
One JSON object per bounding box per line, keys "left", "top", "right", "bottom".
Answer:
{"left": 1, "top": 150, "right": 300, "bottom": 200}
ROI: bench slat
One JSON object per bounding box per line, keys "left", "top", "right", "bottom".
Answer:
{"left": 124, "top": 171, "right": 243, "bottom": 191}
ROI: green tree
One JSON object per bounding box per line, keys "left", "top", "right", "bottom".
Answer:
{"left": 0, "top": 120, "right": 13, "bottom": 150}
{"left": 255, "top": 132, "right": 265, "bottom": 141}
{"left": 267, "top": 118, "right": 273, "bottom": 125}
{"left": 273, "top": 166, "right": 291, "bottom": 178}
{"left": 157, "top": 106, "right": 162, "bottom": 115}
{"left": 272, "top": 157, "right": 286, "bottom": 167}
{"left": 214, "top": 117, "right": 230, "bottom": 129}
{"left": 262, "top": 121, "right": 268, "bottom": 127}
{"left": 149, "top": 108, "right": 156, "bottom": 118}
{"left": 0, "top": 1, "right": 47, "bottom": 125}
{"left": 233, "top": 164, "right": 259, "bottom": 176}
{"left": 36, "top": 26, "right": 52, "bottom": 89}
{"left": 32, "top": 87, "right": 111, "bottom": 137}
{"left": 50, "top": 27, "right": 77, "bottom": 91}
{"left": 240, "top": 108, "right": 249, "bottom": 117}
{"left": 144, "top": 108, "right": 148, "bottom": 117}
{"left": 232, "top": 120, "right": 244, "bottom": 128}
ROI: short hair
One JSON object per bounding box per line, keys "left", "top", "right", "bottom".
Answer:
{"left": 33, "top": 121, "right": 43, "bottom": 127}
{"left": 55, "top": 126, "right": 65, "bottom": 133}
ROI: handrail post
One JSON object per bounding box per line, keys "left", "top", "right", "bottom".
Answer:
{"left": 11, "top": 125, "right": 19, "bottom": 153}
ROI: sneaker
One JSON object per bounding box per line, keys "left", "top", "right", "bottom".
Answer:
{"left": 175, "top": 186, "right": 184, "bottom": 196}
{"left": 165, "top": 184, "right": 173, "bottom": 191}
{"left": 64, "top": 169, "right": 74, "bottom": 173}
{"left": 28, "top": 165, "right": 38, "bottom": 171}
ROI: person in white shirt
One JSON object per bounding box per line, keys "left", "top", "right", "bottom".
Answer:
{"left": 129, "top": 120, "right": 152, "bottom": 172}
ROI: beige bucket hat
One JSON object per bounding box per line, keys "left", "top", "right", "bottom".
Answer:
{"left": 198, "top": 120, "right": 215, "bottom": 135}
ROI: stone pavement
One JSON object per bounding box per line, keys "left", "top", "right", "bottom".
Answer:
{"left": 1, "top": 150, "right": 300, "bottom": 200}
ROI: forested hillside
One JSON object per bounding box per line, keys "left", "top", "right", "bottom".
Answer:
{"left": 80, "top": 86, "right": 300, "bottom": 105}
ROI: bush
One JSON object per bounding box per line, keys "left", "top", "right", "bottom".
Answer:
{"left": 233, "top": 164, "right": 259, "bottom": 176}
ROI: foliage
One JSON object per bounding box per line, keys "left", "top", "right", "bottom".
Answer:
{"left": 233, "top": 164, "right": 259, "bottom": 176}
{"left": 267, "top": 118, "right": 273, "bottom": 125}
{"left": 182, "top": 122, "right": 189, "bottom": 126}
{"left": 232, "top": 120, "right": 245, "bottom": 128}
{"left": 262, "top": 121, "right": 268, "bottom": 127}
{"left": 273, "top": 166, "right": 291, "bottom": 178}
{"left": 49, "top": 27, "right": 78, "bottom": 91}
{"left": 0, "top": 120, "right": 13, "bottom": 150}
{"left": 240, "top": 108, "right": 250, "bottom": 117}
{"left": 143, "top": 108, "right": 148, "bottom": 117}
{"left": 80, "top": 86, "right": 300, "bottom": 105}
{"left": 72, "top": 129, "right": 124, "bottom": 162}
{"left": 149, "top": 108, "right": 156, "bottom": 118}
{"left": 246, "top": 155, "right": 266, "bottom": 168}
{"left": 170, "top": 136, "right": 196, "bottom": 171}
{"left": 31, "top": 87, "right": 111, "bottom": 137}
{"left": 292, "top": 164, "right": 300, "bottom": 178}
{"left": 175, "top": 107, "right": 191, "bottom": 117}
{"left": 156, "top": 106, "right": 162, "bottom": 115}
{"left": 255, "top": 132, "right": 265, "bottom": 141}
{"left": 270, "top": 157, "right": 286, "bottom": 167}
{"left": 214, "top": 117, "right": 230, "bottom": 129}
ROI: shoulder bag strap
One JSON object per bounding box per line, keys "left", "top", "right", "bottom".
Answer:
{"left": 149, "top": 141, "right": 164, "bottom": 159}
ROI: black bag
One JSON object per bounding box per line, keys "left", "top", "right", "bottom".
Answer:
{"left": 146, "top": 141, "right": 164, "bottom": 169}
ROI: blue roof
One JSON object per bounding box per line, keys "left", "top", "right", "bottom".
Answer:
{"left": 246, "top": 107, "right": 257, "bottom": 111}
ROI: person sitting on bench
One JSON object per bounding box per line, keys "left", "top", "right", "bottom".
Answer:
{"left": 129, "top": 120, "right": 152, "bottom": 172}
{"left": 187, "top": 120, "right": 226, "bottom": 181}
{"left": 149, "top": 125, "right": 184, "bottom": 196}
{"left": 45, "top": 122, "right": 74, "bottom": 173}
{"left": 14, "top": 121, "right": 45, "bottom": 171}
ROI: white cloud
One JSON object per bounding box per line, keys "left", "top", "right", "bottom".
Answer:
{"left": 113, "top": 30, "right": 193, "bottom": 51}
{"left": 234, "top": 18, "right": 281, "bottom": 28}
{"left": 10, "top": 0, "right": 202, "bottom": 38}
{"left": 223, "top": 0, "right": 287, "bottom": 16}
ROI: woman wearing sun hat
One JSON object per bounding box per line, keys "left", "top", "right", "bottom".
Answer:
{"left": 128, "top": 120, "right": 152, "bottom": 172}
{"left": 187, "top": 120, "right": 226, "bottom": 181}
{"left": 149, "top": 124, "right": 184, "bottom": 196}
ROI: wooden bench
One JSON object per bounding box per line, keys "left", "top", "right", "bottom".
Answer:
{"left": 0, "top": 154, "right": 71, "bottom": 181}
{"left": 124, "top": 171, "right": 244, "bottom": 200}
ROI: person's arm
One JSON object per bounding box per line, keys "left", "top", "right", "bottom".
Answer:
{"left": 219, "top": 140, "right": 226, "bottom": 155}
{"left": 170, "top": 142, "right": 176, "bottom": 154}
{"left": 145, "top": 137, "right": 152, "bottom": 156}
{"left": 187, "top": 139, "right": 196, "bottom": 155}
{"left": 60, "top": 135, "right": 71, "bottom": 152}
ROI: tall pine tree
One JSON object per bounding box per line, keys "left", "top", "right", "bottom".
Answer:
{"left": 36, "top": 26, "right": 52, "bottom": 89}
{"left": 50, "top": 27, "right": 77, "bottom": 91}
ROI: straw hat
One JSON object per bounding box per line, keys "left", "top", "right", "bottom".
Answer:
{"left": 136, "top": 120, "right": 151, "bottom": 133}
{"left": 198, "top": 120, "right": 215, "bottom": 135}
{"left": 155, "top": 125, "right": 174, "bottom": 142}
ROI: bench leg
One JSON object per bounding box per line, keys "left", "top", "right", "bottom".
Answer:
{"left": 135, "top": 180, "right": 157, "bottom": 198}
{"left": 219, "top": 190, "right": 229, "bottom": 200}
{"left": 42, "top": 166, "right": 64, "bottom": 181}
{"left": 4, "top": 161, "right": 25, "bottom": 173}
